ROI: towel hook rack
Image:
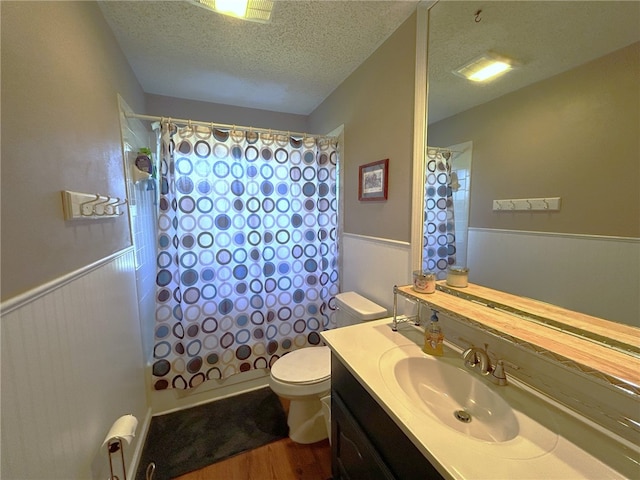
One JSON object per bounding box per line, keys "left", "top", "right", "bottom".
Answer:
{"left": 62, "top": 191, "right": 129, "bottom": 220}
{"left": 493, "top": 197, "right": 561, "bottom": 212}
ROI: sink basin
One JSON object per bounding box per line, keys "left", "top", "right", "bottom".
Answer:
{"left": 384, "top": 352, "right": 519, "bottom": 442}
{"left": 378, "top": 343, "right": 562, "bottom": 454}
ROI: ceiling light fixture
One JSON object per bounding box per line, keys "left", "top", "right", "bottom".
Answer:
{"left": 192, "top": 0, "right": 273, "bottom": 23}
{"left": 454, "top": 52, "right": 516, "bottom": 83}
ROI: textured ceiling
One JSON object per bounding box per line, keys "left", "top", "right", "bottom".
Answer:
{"left": 427, "top": 1, "right": 640, "bottom": 124}
{"left": 99, "top": 1, "right": 639, "bottom": 119}
{"left": 99, "top": 0, "right": 420, "bottom": 115}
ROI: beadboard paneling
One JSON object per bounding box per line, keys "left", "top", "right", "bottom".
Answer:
{"left": 1, "top": 249, "right": 149, "bottom": 480}
{"left": 342, "top": 233, "right": 412, "bottom": 312}
{"left": 467, "top": 228, "right": 640, "bottom": 326}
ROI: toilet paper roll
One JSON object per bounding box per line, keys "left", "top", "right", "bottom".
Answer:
{"left": 102, "top": 414, "right": 138, "bottom": 447}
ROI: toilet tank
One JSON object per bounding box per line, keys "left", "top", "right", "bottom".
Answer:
{"left": 335, "top": 292, "right": 387, "bottom": 328}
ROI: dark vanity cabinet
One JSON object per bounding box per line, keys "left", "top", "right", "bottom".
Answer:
{"left": 331, "top": 353, "right": 444, "bottom": 480}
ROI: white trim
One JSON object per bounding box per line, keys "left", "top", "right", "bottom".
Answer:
{"left": 410, "top": 2, "right": 430, "bottom": 272}
{"left": 343, "top": 232, "right": 410, "bottom": 248}
{"left": 469, "top": 227, "right": 639, "bottom": 243}
{"left": 327, "top": 125, "right": 346, "bottom": 293}
{"left": 129, "top": 407, "right": 153, "bottom": 479}
{"left": 0, "top": 247, "right": 135, "bottom": 315}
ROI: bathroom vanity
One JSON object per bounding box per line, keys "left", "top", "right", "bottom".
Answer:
{"left": 321, "top": 284, "right": 639, "bottom": 479}
{"left": 331, "top": 353, "right": 442, "bottom": 479}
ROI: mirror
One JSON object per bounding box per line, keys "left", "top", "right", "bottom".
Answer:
{"left": 423, "top": 2, "right": 639, "bottom": 334}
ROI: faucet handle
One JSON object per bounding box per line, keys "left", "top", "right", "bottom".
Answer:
{"left": 490, "top": 360, "right": 508, "bottom": 386}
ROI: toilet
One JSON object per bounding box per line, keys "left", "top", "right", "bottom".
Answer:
{"left": 269, "top": 292, "right": 387, "bottom": 444}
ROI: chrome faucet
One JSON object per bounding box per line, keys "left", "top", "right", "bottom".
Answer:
{"left": 462, "top": 346, "right": 491, "bottom": 374}
{"left": 462, "top": 344, "right": 508, "bottom": 386}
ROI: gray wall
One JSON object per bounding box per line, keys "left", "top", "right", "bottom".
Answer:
{"left": 144, "top": 12, "right": 420, "bottom": 245}
{"left": 428, "top": 42, "right": 640, "bottom": 238}
{"left": 1, "top": 3, "right": 149, "bottom": 479}
{"left": 1, "top": 1, "right": 146, "bottom": 301}
{"left": 310, "top": 13, "right": 417, "bottom": 243}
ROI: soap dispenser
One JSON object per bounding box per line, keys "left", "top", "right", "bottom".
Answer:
{"left": 423, "top": 310, "right": 444, "bottom": 356}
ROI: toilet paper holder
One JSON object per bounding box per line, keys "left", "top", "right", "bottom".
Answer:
{"left": 106, "top": 438, "right": 127, "bottom": 480}
{"left": 103, "top": 414, "right": 138, "bottom": 480}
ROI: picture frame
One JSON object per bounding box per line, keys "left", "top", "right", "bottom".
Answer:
{"left": 358, "top": 158, "right": 389, "bottom": 201}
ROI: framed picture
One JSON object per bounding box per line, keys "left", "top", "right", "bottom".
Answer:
{"left": 358, "top": 158, "right": 389, "bottom": 201}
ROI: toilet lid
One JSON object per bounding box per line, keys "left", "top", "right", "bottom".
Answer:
{"left": 271, "top": 346, "right": 331, "bottom": 384}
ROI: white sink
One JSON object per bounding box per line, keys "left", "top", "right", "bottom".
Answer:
{"left": 379, "top": 345, "right": 559, "bottom": 457}
{"left": 389, "top": 354, "right": 518, "bottom": 442}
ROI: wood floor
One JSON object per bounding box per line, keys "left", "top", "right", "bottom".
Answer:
{"left": 174, "top": 397, "right": 332, "bottom": 480}
{"left": 174, "top": 437, "right": 331, "bottom": 480}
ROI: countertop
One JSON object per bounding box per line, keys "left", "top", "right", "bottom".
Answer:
{"left": 321, "top": 318, "right": 634, "bottom": 479}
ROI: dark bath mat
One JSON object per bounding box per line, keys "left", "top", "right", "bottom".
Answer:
{"left": 135, "top": 387, "right": 289, "bottom": 480}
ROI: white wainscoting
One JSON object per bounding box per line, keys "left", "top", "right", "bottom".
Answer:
{"left": 342, "top": 233, "right": 413, "bottom": 313}
{"left": 467, "top": 228, "right": 640, "bottom": 326}
{"left": 1, "top": 249, "right": 150, "bottom": 480}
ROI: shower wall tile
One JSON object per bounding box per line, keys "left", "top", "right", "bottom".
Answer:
{"left": 1, "top": 250, "right": 149, "bottom": 480}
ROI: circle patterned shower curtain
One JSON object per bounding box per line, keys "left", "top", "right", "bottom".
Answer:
{"left": 422, "top": 148, "right": 457, "bottom": 279}
{"left": 152, "top": 122, "right": 339, "bottom": 390}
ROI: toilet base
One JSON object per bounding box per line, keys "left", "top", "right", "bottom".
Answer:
{"left": 287, "top": 397, "right": 329, "bottom": 444}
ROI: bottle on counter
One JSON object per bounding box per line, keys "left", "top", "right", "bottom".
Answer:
{"left": 423, "top": 310, "right": 444, "bottom": 356}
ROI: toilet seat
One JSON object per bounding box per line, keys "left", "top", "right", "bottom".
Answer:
{"left": 270, "top": 346, "right": 331, "bottom": 384}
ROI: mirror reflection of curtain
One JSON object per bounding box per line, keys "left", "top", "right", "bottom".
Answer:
{"left": 152, "top": 122, "right": 339, "bottom": 390}
{"left": 422, "top": 148, "right": 456, "bottom": 279}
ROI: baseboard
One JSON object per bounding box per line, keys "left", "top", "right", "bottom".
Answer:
{"left": 130, "top": 406, "right": 153, "bottom": 479}
{"left": 150, "top": 368, "right": 271, "bottom": 416}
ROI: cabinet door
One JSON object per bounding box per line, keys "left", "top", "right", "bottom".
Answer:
{"left": 332, "top": 393, "right": 396, "bottom": 480}
{"left": 331, "top": 354, "right": 445, "bottom": 480}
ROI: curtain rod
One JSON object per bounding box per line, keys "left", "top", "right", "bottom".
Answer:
{"left": 125, "top": 112, "right": 337, "bottom": 141}
{"left": 427, "top": 145, "right": 463, "bottom": 154}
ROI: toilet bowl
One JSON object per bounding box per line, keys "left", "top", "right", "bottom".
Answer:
{"left": 269, "top": 346, "right": 332, "bottom": 444}
{"left": 268, "top": 292, "right": 387, "bottom": 444}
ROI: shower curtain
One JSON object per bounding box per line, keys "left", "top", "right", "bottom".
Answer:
{"left": 422, "top": 148, "right": 456, "bottom": 279}
{"left": 152, "top": 121, "right": 339, "bottom": 390}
